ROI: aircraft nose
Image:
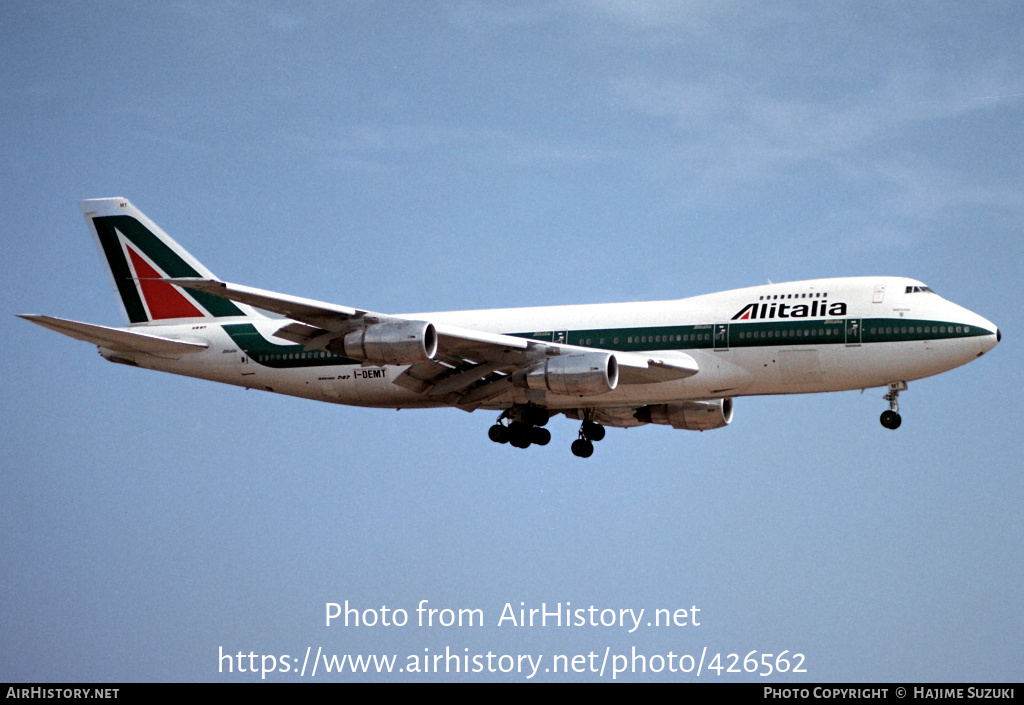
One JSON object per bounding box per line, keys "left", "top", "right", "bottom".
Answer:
{"left": 980, "top": 324, "right": 1000, "bottom": 354}
{"left": 972, "top": 315, "right": 1000, "bottom": 354}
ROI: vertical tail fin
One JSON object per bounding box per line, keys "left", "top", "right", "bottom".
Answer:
{"left": 81, "top": 198, "right": 255, "bottom": 324}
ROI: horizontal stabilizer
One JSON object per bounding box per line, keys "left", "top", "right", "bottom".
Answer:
{"left": 18, "top": 315, "right": 207, "bottom": 357}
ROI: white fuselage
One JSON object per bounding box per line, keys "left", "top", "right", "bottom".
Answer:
{"left": 104, "top": 276, "right": 999, "bottom": 413}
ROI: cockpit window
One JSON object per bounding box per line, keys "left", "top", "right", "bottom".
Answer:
{"left": 905, "top": 285, "right": 935, "bottom": 294}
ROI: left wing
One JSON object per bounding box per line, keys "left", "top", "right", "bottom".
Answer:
{"left": 169, "top": 278, "right": 698, "bottom": 406}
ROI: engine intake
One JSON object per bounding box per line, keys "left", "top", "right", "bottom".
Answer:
{"left": 634, "top": 398, "right": 733, "bottom": 431}
{"left": 329, "top": 320, "right": 438, "bottom": 366}
{"left": 516, "top": 353, "right": 619, "bottom": 396}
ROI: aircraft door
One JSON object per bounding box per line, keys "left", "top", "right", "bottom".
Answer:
{"left": 714, "top": 324, "right": 729, "bottom": 351}
{"left": 845, "top": 318, "right": 862, "bottom": 346}
{"left": 238, "top": 352, "right": 259, "bottom": 381}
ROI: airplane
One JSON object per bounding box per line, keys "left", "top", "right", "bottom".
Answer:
{"left": 21, "top": 198, "right": 1001, "bottom": 458}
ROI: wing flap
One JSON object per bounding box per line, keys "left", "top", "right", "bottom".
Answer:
{"left": 392, "top": 359, "right": 456, "bottom": 394}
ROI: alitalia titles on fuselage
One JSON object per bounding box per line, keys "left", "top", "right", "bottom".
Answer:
{"left": 731, "top": 300, "right": 848, "bottom": 321}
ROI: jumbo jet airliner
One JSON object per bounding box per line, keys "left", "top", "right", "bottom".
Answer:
{"left": 21, "top": 198, "right": 1000, "bottom": 457}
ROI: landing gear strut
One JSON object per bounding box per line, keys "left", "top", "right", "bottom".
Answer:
{"left": 488, "top": 405, "right": 550, "bottom": 449}
{"left": 880, "top": 381, "right": 907, "bottom": 430}
{"left": 571, "top": 418, "right": 605, "bottom": 458}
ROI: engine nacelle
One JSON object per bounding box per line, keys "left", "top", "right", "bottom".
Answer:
{"left": 634, "top": 398, "right": 733, "bottom": 431}
{"left": 516, "top": 353, "right": 619, "bottom": 396}
{"left": 329, "top": 320, "right": 438, "bottom": 366}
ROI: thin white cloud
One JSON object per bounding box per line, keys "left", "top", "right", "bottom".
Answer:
{"left": 608, "top": 59, "right": 1023, "bottom": 216}
{"left": 280, "top": 123, "right": 616, "bottom": 172}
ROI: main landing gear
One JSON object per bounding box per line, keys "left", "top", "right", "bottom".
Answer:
{"left": 880, "top": 381, "right": 907, "bottom": 430}
{"left": 488, "top": 405, "right": 551, "bottom": 449}
{"left": 487, "top": 406, "right": 606, "bottom": 458}
{"left": 570, "top": 420, "right": 606, "bottom": 458}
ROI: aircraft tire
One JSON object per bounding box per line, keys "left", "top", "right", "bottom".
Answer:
{"left": 508, "top": 421, "right": 532, "bottom": 448}
{"left": 571, "top": 439, "right": 594, "bottom": 458}
{"left": 582, "top": 421, "right": 605, "bottom": 442}
{"left": 525, "top": 406, "right": 550, "bottom": 427}
{"left": 880, "top": 410, "right": 902, "bottom": 430}
{"left": 531, "top": 427, "right": 551, "bottom": 446}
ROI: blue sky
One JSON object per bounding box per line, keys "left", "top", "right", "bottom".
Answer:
{"left": 2, "top": 1, "right": 1022, "bottom": 682}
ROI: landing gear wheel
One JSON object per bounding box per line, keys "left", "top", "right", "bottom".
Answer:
{"left": 571, "top": 438, "right": 594, "bottom": 458}
{"left": 581, "top": 420, "right": 605, "bottom": 442}
{"left": 530, "top": 427, "right": 551, "bottom": 446}
{"left": 488, "top": 406, "right": 557, "bottom": 450}
{"left": 523, "top": 406, "right": 550, "bottom": 427}
{"left": 881, "top": 381, "right": 907, "bottom": 431}
{"left": 508, "top": 421, "right": 532, "bottom": 449}
{"left": 880, "top": 410, "right": 902, "bottom": 430}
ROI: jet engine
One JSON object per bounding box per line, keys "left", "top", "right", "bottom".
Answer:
{"left": 634, "top": 398, "right": 733, "bottom": 431}
{"left": 516, "top": 353, "right": 619, "bottom": 396}
{"left": 328, "top": 320, "right": 438, "bottom": 366}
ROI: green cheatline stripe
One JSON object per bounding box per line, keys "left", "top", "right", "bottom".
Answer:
{"left": 224, "top": 318, "right": 993, "bottom": 370}
{"left": 226, "top": 317, "right": 991, "bottom": 370}
{"left": 223, "top": 323, "right": 358, "bottom": 368}
{"left": 514, "top": 318, "right": 992, "bottom": 352}
{"left": 93, "top": 215, "right": 244, "bottom": 322}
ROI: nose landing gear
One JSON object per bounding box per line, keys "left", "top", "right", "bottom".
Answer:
{"left": 880, "top": 381, "right": 907, "bottom": 430}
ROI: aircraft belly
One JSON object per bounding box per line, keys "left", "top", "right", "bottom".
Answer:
{"left": 719, "top": 338, "right": 989, "bottom": 396}
{"left": 532, "top": 383, "right": 693, "bottom": 408}
{"left": 682, "top": 342, "right": 959, "bottom": 397}
{"left": 873, "top": 338, "right": 988, "bottom": 381}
